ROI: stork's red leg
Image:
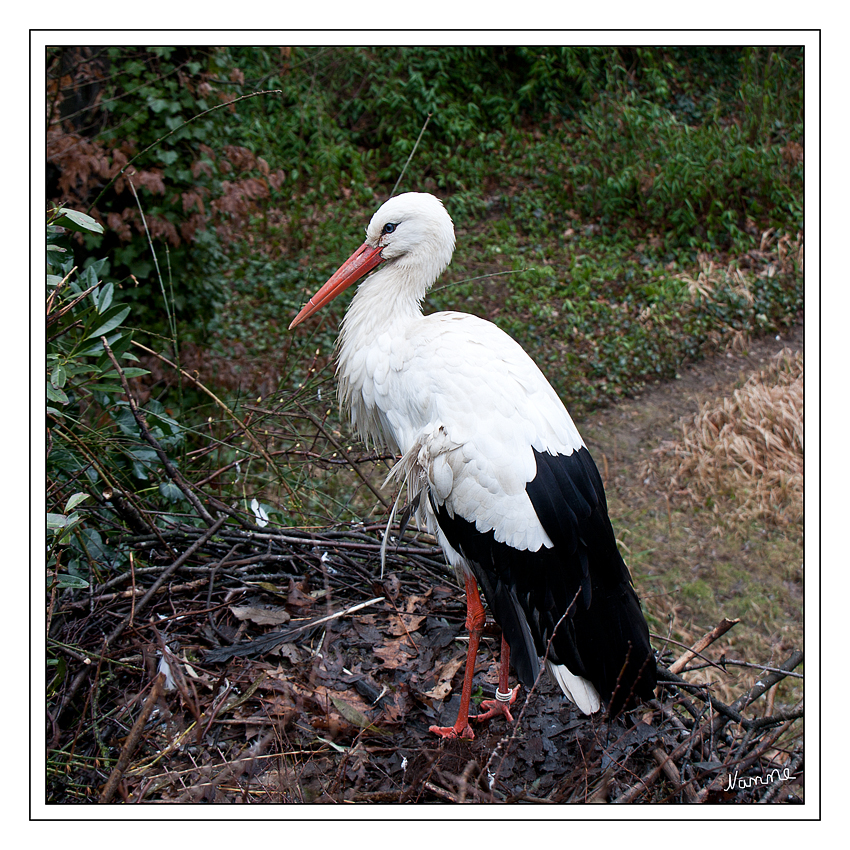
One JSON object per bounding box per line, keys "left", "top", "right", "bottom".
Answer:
{"left": 429, "top": 573, "right": 486, "bottom": 739}
{"left": 472, "top": 634, "right": 520, "bottom": 724}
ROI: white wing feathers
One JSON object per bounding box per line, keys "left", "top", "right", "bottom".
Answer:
{"left": 368, "top": 313, "right": 584, "bottom": 553}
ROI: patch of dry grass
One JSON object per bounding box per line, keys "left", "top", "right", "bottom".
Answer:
{"left": 650, "top": 348, "right": 803, "bottom": 529}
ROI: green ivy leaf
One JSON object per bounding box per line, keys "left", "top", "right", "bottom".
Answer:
{"left": 86, "top": 381, "right": 125, "bottom": 394}
{"left": 56, "top": 574, "right": 90, "bottom": 589}
{"left": 96, "top": 282, "right": 114, "bottom": 313}
{"left": 159, "top": 481, "right": 184, "bottom": 502}
{"left": 50, "top": 363, "right": 67, "bottom": 389}
{"left": 78, "top": 331, "right": 124, "bottom": 358}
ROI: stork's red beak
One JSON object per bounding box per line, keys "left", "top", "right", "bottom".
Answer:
{"left": 289, "top": 242, "right": 385, "bottom": 330}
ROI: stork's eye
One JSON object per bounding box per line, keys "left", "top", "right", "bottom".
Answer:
{"left": 382, "top": 223, "right": 396, "bottom": 234}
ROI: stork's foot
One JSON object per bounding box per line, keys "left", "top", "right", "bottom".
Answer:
{"left": 472, "top": 685, "right": 520, "bottom": 724}
{"left": 428, "top": 722, "right": 476, "bottom": 740}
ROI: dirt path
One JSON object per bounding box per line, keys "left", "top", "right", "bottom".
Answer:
{"left": 579, "top": 323, "right": 804, "bottom": 478}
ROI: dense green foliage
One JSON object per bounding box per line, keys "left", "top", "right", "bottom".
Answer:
{"left": 46, "top": 207, "right": 188, "bottom": 590}
{"left": 48, "top": 46, "right": 802, "bottom": 331}
{"left": 46, "top": 44, "right": 804, "bottom": 540}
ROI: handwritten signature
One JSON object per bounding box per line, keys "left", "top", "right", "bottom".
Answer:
{"left": 724, "top": 768, "right": 797, "bottom": 791}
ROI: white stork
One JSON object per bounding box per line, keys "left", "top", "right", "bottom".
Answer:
{"left": 290, "top": 192, "right": 655, "bottom": 739}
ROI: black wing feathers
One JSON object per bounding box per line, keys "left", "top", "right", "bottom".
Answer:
{"left": 430, "top": 493, "right": 540, "bottom": 685}
{"left": 432, "top": 446, "right": 655, "bottom": 716}
{"left": 528, "top": 448, "right": 655, "bottom": 712}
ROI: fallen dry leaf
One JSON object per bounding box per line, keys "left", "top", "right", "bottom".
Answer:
{"left": 482, "top": 657, "right": 502, "bottom": 685}
{"left": 373, "top": 636, "right": 417, "bottom": 669}
{"left": 330, "top": 695, "right": 388, "bottom": 735}
{"left": 382, "top": 573, "right": 401, "bottom": 601}
{"left": 423, "top": 652, "right": 465, "bottom": 700}
{"left": 276, "top": 642, "right": 302, "bottom": 663}
{"left": 287, "top": 579, "right": 315, "bottom": 608}
{"left": 229, "top": 603, "right": 291, "bottom": 626}
{"left": 386, "top": 613, "right": 426, "bottom": 636}
{"left": 403, "top": 590, "right": 432, "bottom": 613}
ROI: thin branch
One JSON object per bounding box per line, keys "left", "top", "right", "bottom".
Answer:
{"left": 105, "top": 516, "right": 227, "bottom": 647}
{"left": 101, "top": 336, "right": 215, "bottom": 525}
{"left": 99, "top": 673, "right": 165, "bottom": 803}
{"left": 668, "top": 617, "right": 740, "bottom": 674}
{"left": 131, "top": 340, "right": 295, "bottom": 499}
{"left": 683, "top": 658, "right": 804, "bottom": 679}
{"left": 204, "top": 595, "right": 385, "bottom": 662}
{"left": 616, "top": 649, "right": 803, "bottom": 804}
{"left": 45, "top": 266, "right": 82, "bottom": 323}
{"left": 390, "top": 112, "right": 432, "bottom": 198}
{"left": 296, "top": 401, "right": 390, "bottom": 510}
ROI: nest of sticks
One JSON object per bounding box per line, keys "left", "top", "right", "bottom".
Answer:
{"left": 47, "top": 509, "right": 803, "bottom": 805}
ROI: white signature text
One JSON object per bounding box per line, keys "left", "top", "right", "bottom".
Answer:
{"left": 724, "top": 768, "right": 797, "bottom": 791}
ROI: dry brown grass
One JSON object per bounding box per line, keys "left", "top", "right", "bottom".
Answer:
{"left": 650, "top": 348, "right": 803, "bottom": 529}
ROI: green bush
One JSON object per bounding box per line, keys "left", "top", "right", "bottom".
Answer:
{"left": 564, "top": 95, "right": 794, "bottom": 249}
{"left": 46, "top": 46, "right": 803, "bottom": 431}
{"left": 46, "top": 207, "right": 189, "bottom": 589}
{"left": 47, "top": 47, "right": 265, "bottom": 334}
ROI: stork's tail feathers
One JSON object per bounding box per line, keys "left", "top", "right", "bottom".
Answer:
{"left": 545, "top": 660, "right": 602, "bottom": 715}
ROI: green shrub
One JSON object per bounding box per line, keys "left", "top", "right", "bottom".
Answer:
{"left": 47, "top": 47, "right": 271, "bottom": 334}
{"left": 46, "top": 46, "right": 803, "bottom": 430}
{"left": 46, "top": 207, "right": 189, "bottom": 589}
